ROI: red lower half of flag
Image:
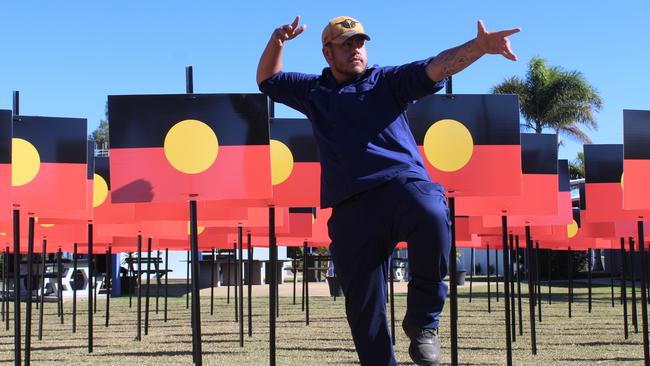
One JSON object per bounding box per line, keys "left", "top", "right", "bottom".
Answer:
{"left": 110, "top": 146, "right": 272, "bottom": 204}
{"left": 13, "top": 163, "right": 86, "bottom": 212}
{"left": 623, "top": 160, "right": 650, "bottom": 210}
{"left": 419, "top": 145, "right": 522, "bottom": 196}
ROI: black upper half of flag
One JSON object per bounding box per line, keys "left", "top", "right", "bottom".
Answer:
{"left": 95, "top": 156, "right": 110, "bottom": 191}
{"left": 584, "top": 144, "right": 623, "bottom": 183}
{"left": 289, "top": 207, "right": 316, "bottom": 214}
{"left": 0, "top": 110, "right": 12, "bottom": 164}
{"left": 623, "top": 109, "right": 650, "bottom": 159}
{"left": 108, "top": 93, "right": 270, "bottom": 148}
{"left": 270, "top": 118, "right": 319, "bottom": 163}
{"left": 87, "top": 141, "right": 95, "bottom": 180}
{"left": 579, "top": 182, "right": 586, "bottom": 210}
{"left": 520, "top": 133, "right": 558, "bottom": 174}
{"left": 13, "top": 115, "right": 87, "bottom": 164}
{"left": 573, "top": 207, "right": 581, "bottom": 227}
{"left": 558, "top": 159, "right": 570, "bottom": 192}
{"left": 408, "top": 94, "right": 520, "bottom": 145}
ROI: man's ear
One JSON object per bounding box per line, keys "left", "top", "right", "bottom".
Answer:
{"left": 322, "top": 45, "right": 332, "bottom": 63}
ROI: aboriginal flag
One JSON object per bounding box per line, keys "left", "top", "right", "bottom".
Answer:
{"left": 584, "top": 144, "right": 645, "bottom": 222}
{"left": 623, "top": 109, "right": 650, "bottom": 210}
{"left": 12, "top": 115, "right": 87, "bottom": 212}
{"left": 108, "top": 93, "right": 272, "bottom": 204}
{"left": 456, "top": 133, "right": 557, "bottom": 216}
{"left": 408, "top": 94, "right": 521, "bottom": 196}
{"left": 270, "top": 118, "right": 320, "bottom": 206}
{"left": 0, "top": 110, "right": 11, "bottom": 221}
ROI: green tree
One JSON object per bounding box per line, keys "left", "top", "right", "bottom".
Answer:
{"left": 89, "top": 102, "right": 109, "bottom": 149}
{"left": 90, "top": 119, "right": 109, "bottom": 149}
{"left": 492, "top": 57, "right": 603, "bottom": 144}
{"left": 568, "top": 151, "right": 585, "bottom": 179}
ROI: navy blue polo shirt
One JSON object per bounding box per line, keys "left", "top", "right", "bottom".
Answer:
{"left": 259, "top": 58, "right": 445, "bottom": 208}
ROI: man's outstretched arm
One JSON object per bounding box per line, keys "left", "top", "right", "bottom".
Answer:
{"left": 256, "top": 16, "right": 306, "bottom": 85}
{"left": 426, "top": 20, "right": 520, "bottom": 82}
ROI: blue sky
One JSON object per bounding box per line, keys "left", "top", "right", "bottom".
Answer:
{"left": 1, "top": 1, "right": 648, "bottom": 161}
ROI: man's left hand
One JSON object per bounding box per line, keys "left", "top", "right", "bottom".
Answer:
{"left": 475, "top": 20, "right": 520, "bottom": 61}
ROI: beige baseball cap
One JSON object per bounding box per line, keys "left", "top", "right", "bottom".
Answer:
{"left": 321, "top": 16, "right": 371, "bottom": 46}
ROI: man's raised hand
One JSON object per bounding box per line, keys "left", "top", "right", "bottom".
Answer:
{"left": 475, "top": 20, "right": 520, "bottom": 61}
{"left": 273, "top": 16, "right": 307, "bottom": 47}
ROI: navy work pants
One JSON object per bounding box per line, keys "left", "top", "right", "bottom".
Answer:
{"left": 328, "top": 175, "right": 451, "bottom": 365}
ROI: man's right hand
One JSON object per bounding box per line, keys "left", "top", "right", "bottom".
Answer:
{"left": 272, "top": 16, "right": 306, "bottom": 47}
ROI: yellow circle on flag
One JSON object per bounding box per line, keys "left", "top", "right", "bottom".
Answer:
{"left": 164, "top": 119, "right": 219, "bottom": 174}
{"left": 270, "top": 139, "right": 294, "bottom": 185}
{"left": 567, "top": 219, "right": 579, "bottom": 238}
{"left": 188, "top": 222, "right": 205, "bottom": 235}
{"left": 12, "top": 138, "right": 41, "bottom": 186}
{"left": 93, "top": 174, "right": 109, "bottom": 208}
{"left": 423, "top": 119, "right": 474, "bottom": 172}
{"left": 621, "top": 172, "right": 624, "bottom": 190}
{"left": 40, "top": 224, "right": 55, "bottom": 228}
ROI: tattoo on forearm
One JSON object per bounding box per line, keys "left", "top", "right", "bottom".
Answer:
{"left": 429, "top": 39, "right": 483, "bottom": 79}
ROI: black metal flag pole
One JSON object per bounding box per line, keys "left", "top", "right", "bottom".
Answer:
{"left": 546, "top": 250, "right": 553, "bottom": 305}
{"left": 247, "top": 233, "right": 253, "bottom": 337}
{"left": 227, "top": 246, "right": 231, "bottom": 304}
{"left": 57, "top": 249, "right": 63, "bottom": 324}
{"left": 186, "top": 250, "right": 190, "bottom": 310}
{"left": 145, "top": 238, "right": 151, "bottom": 336}
{"left": 621, "top": 238, "right": 629, "bottom": 339}
{"left": 24, "top": 216, "right": 35, "bottom": 366}
{"left": 128, "top": 252, "right": 133, "bottom": 308}
{"left": 637, "top": 220, "right": 649, "bottom": 366}
{"left": 469, "top": 248, "right": 474, "bottom": 302}
{"left": 37, "top": 240, "right": 46, "bottom": 341}
{"left": 389, "top": 256, "right": 396, "bottom": 346}
{"left": 210, "top": 248, "right": 215, "bottom": 316}
{"left": 487, "top": 244, "right": 491, "bottom": 313}
{"left": 448, "top": 195, "right": 458, "bottom": 366}
{"left": 444, "top": 79, "right": 459, "bottom": 366}
{"left": 164, "top": 248, "right": 169, "bottom": 323}
{"left": 496, "top": 247, "right": 499, "bottom": 303}
{"left": 6, "top": 246, "right": 10, "bottom": 332}
{"left": 568, "top": 247, "right": 573, "bottom": 318}
{"left": 155, "top": 250, "right": 160, "bottom": 315}
{"left": 515, "top": 236, "right": 523, "bottom": 336}
{"left": 501, "top": 216, "right": 513, "bottom": 366}
{"left": 189, "top": 199, "right": 203, "bottom": 366}
{"left": 73, "top": 243, "right": 78, "bottom": 333}
{"left": 136, "top": 235, "right": 142, "bottom": 341}
{"left": 88, "top": 223, "right": 94, "bottom": 353}
{"left": 238, "top": 226, "right": 244, "bottom": 347}
{"left": 234, "top": 242, "right": 238, "bottom": 322}
{"left": 13, "top": 208, "right": 21, "bottom": 366}
{"left": 2, "top": 246, "right": 7, "bottom": 330}
{"left": 610, "top": 249, "right": 615, "bottom": 307}
{"left": 11, "top": 93, "right": 22, "bottom": 366}
{"left": 631, "top": 237, "right": 639, "bottom": 333}
{"left": 525, "top": 226, "right": 537, "bottom": 355}
{"left": 535, "top": 242, "right": 542, "bottom": 322}
{"left": 303, "top": 240, "right": 309, "bottom": 326}
{"left": 269, "top": 207, "right": 277, "bottom": 366}
{"left": 509, "top": 234, "right": 516, "bottom": 343}
{"left": 587, "top": 248, "right": 593, "bottom": 314}
{"left": 106, "top": 246, "right": 111, "bottom": 327}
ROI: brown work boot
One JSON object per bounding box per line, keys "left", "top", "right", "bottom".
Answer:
{"left": 402, "top": 320, "right": 441, "bottom": 366}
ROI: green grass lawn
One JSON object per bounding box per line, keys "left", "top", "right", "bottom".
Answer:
{"left": 0, "top": 282, "right": 646, "bottom": 365}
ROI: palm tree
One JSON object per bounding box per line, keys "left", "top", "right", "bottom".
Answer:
{"left": 492, "top": 57, "right": 603, "bottom": 144}
{"left": 568, "top": 152, "right": 585, "bottom": 179}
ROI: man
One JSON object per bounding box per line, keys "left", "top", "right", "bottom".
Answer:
{"left": 257, "top": 16, "right": 519, "bottom": 365}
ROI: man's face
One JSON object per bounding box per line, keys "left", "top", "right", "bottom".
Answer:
{"left": 323, "top": 35, "right": 368, "bottom": 81}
